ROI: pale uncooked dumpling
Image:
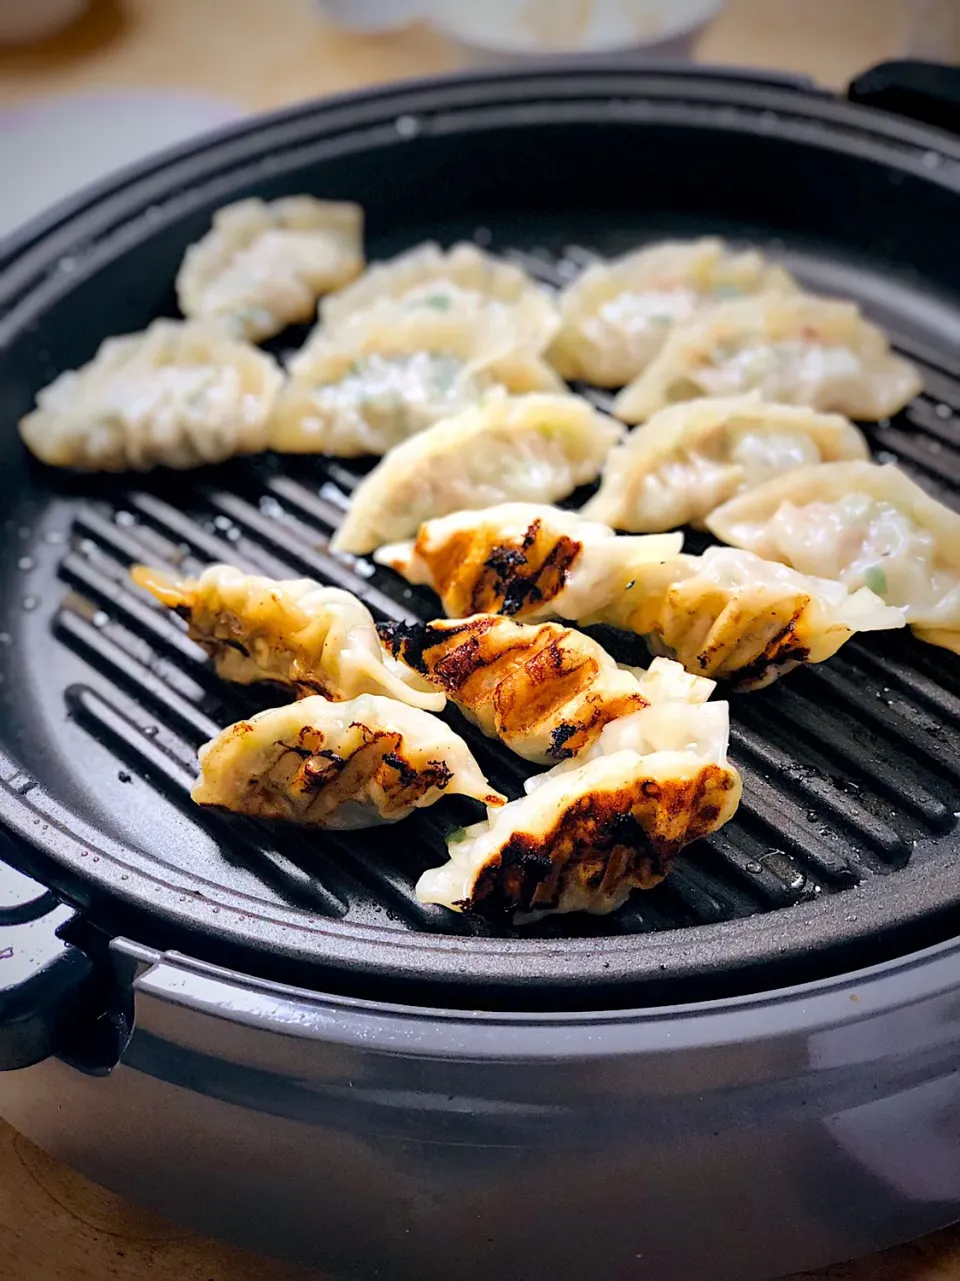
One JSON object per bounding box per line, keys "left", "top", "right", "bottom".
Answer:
{"left": 613, "top": 295, "right": 922, "bottom": 424}
{"left": 331, "top": 390, "right": 624, "bottom": 555}
{"left": 176, "top": 196, "right": 364, "bottom": 341}
{"left": 581, "top": 392, "right": 870, "bottom": 532}
{"left": 549, "top": 237, "right": 798, "bottom": 387}
{"left": 19, "top": 320, "right": 283, "bottom": 472}
{"left": 270, "top": 295, "right": 562, "bottom": 456}
{"left": 707, "top": 461, "right": 960, "bottom": 654}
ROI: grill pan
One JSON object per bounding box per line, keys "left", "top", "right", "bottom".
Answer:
{"left": 1, "top": 63, "right": 960, "bottom": 1016}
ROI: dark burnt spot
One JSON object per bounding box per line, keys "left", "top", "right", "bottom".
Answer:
{"left": 549, "top": 722, "right": 579, "bottom": 759}
{"left": 699, "top": 804, "right": 720, "bottom": 822}
{"left": 274, "top": 738, "right": 313, "bottom": 761}
{"left": 641, "top": 780, "right": 662, "bottom": 799}
{"left": 484, "top": 544, "right": 528, "bottom": 579}
{"left": 173, "top": 603, "right": 192, "bottom": 623}
{"left": 382, "top": 750, "right": 418, "bottom": 788}
{"left": 521, "top": 519, "right": 542, "bottom": 550}
{"left": 726, "top": 613, "right": 811, "bottom": 691}
{"left": 221, "top": 638, "right": 250, "bottom": 657}
{"left": 424, "top": 758, "right": 454, "bottom": 791}
{"left": 301, "top": 751, "right": 346, "bottom": 790}
{"left": 377, "top": 618, "right": 496, "bottom": 680}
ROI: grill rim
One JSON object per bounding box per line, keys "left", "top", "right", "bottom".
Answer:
{"left": 2, "top": 64, "right": 960, "bottom": 1003}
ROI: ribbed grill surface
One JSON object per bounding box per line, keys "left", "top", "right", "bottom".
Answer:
{"left": 52, "top": 247, "right": 960, "bottom": 943}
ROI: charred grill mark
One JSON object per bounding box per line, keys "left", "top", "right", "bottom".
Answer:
{"left": 377, "top": 617, "right": 497, "bottom": 680}
{"left": 550, "top": 723, "right": 578, "bottom": 757}
{"left": 477, "top": 526, "right": 582, "bottom": 618}
{"left": 465, "top": 766, "right": 738, "bottom": 919}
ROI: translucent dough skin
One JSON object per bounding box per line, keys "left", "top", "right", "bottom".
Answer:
{"left": 176, "top": 196, "right": 364, "bottom": 341}
{"left": 581, "top": 393, "right": 870, "bottom": 533}
{"left": 269, "top": 296, "right": 562, "bottom": 457}
{"left": 132, "top": 563, "right": 444, "bottom": 711}
{"left": 593, "top": 547, "right": 905, "bottom": 691}
{"left": 18, "top": 320, "right": 283, "bottom": 473}
{"left": 613, "top": 295, "right": 922, "bottom": 425}
{"left": 706, "top": 461, "right": 960, "bottom": 653}
{"left": 549, "top": 237, "right": 799, "bottom": 387}
{"left": 192, "top": 694, "right": 504, "bottom": 829}
{"left": 331, "top": 391, "right": 624, "bottom": 556}
{"left": 321, "top": 241, "right": 554, "bottom": 331}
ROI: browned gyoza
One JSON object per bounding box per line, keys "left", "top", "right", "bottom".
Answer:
{"left": 378, "top": 615, "right": 649, "bottom": 765}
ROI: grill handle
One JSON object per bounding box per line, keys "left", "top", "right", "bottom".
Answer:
{"left": 0, "top": 831, "right": 97, "bottom": 1071}
{"left": 849, "top": 59, "right": 960, "bottom": 136}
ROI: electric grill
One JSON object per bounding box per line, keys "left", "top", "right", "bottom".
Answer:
{"left": 0, "top": 60, "right": 959, "bottom": 1280}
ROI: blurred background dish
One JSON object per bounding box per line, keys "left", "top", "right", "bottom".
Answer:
{"left": 428, "top": 0, "right": 722, "bottom": 64}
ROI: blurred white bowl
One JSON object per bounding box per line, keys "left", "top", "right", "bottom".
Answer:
{"left": 429, "top": 0, "right": 722, "bottom": 64}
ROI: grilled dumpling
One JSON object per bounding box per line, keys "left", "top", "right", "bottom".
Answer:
{"left": 581, "top": 393, "right": 869, "bottom": 532}
{"left": 375, "top": 503, "right": 682, "bottom": 621}
{"left": 378, "top": 616, "right": 712, "bottom": 765}
{"left": 19, "top": 320, "right": 283, "bottom": 473}
{"left": 331, "top": 391, "right": 624, "bottom": 556}
{"left": 707, "top": 461, "right": 960, "bottom": 653}
{"left": 592, "top": 546, "right": 905, "bottom": 690}
{"left": 613, "top": 295, "right": 922, "bottom": 424}
{"left": 321, "top": 241, "right": 556, "bottom": 334}
{"left": 176, "top": 196, "right": 364, "bottom": 342}
{"left": 269, "top": 296, "right": 562, "bottom": 456}
{"left": 549, "top": 238, "right": 798, "bottom": 387}
{"left": 132, "top": 563, "right": 444, "bottom": 710}
{"left": 417, "top": 659, "right": 741, "bottom": 918}
{"left": 193, "top": 694, "right": 505, "bottom": 829}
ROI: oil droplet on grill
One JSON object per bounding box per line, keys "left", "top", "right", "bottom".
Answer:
{"left": 935, "top": 403, "right": 953, "bottom": 420}
{"left": 44, "top": 530, "right": 65, "bottom": 545}
{"left": 922, "top": 150, "right": 942, "bottom": 169}
{"left": 17, "top": 557, "right": 33, "bottom": 571}
{"left": 92, "top": 611, "right": 109, "bottom": 629}
{"left": 21, "top": 596, "right": 38, "bottom": 611}
{"left": 258, "top": 495, "right": 284, "bottom": 518}
{"left": 115, "top": 510, "right": 137, "bottom": 526}
{"left": 142, "top": 725, "right": 159, "bottom": 738}
{"left": 395, "top": 114, "right": 421, "bottom": 139}
{"left": 0, "top": 633, "right": 10, "bottom": 646}
{"left": 745, "top": 860, "right": 762, "bottom": 874}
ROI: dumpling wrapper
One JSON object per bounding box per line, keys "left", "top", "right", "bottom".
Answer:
{"left": 375, "top": 503, "right": 681, "bottom": 622}
{"left": 591, "top": 545, "right": 906, "bottom": 690}
{"left": 581, "top": 392, "right": 869, "bottom": 532}
{"left": 269, "top": 295, "right": 563, "bottom": 456}
{"left": 321, "top": 241, "right": 555, "bottom": 333}
{"left": 707, "top": 461, "right": 960, "bottom": 653}
{"left": 331, "top": 390, "right": 624, "bottom": 556}
{"left": 19, "top": 320, "right": 283, "bottom": 473}
{"left": 193, "top": 694, "right": 504, "bottom": 829}
{"left": 176, "top": 196, "right": 364, "bottom": 342}
{"left": 613, "top": 295, "right": 922, "bottom": 424}
{"left": 132, "top": 563, "right": 444, "bottom": 711}
{"left": 379, "top": 615, "right": 714, "bottom": 765}
{"left": 417, "top": 659, "right": 741, "bottom": 919}
{"left": 549, "top": 237, "right": 798, "bottom": 387}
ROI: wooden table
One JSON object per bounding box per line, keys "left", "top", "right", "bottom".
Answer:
{"left": 1, "top": 1, "right": 959, "bottom": 1278}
